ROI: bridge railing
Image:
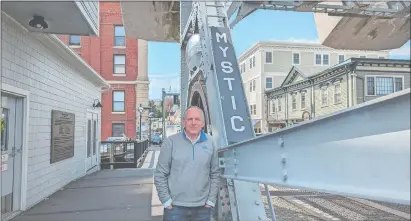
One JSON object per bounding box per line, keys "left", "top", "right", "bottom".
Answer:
{"left": 100, "top": 140, "right": 149, "bottom": 169}
{"left": 218, "top": 89, "right": 410, "bottom": 220}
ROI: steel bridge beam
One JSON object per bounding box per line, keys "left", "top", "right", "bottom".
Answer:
{"left": 220, "top": 89, "right": 411, "bottom": 205}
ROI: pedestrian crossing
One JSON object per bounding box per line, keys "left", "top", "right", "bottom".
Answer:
{"left": 141, "top": 150, "right": 160, "bottom": 169}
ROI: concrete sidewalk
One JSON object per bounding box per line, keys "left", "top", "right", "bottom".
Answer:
{"left": 11, "top": 168, "right": 163, "bottom": 221}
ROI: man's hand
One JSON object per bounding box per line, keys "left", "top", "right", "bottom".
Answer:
{"left": 167, "top": 205, "right": 173, "bottom": 209}
{"left": 205, "top": 204, "right": 212, "bottom": 208}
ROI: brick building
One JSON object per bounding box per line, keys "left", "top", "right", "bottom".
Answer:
{"left": 59, "top": 2, "right": 149, "bottom": 140}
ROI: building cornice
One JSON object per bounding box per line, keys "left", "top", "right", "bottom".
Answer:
{"left": 238, "top": 41, "right": 391, "bottom": 62}
{"left": 106, "top": 80, "right": 150, "bottom": 85}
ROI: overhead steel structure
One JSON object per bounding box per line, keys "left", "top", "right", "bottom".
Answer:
{"left": 120, "top": 1, "right": 410, "bottom": 220}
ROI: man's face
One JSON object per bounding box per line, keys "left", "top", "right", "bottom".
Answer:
{"left": 183, "top": 108, "right": 205, "bottom": 135}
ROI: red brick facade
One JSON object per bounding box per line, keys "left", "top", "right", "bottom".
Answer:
{"left": 59, "top": 2, "right": 138, "bottom": 140}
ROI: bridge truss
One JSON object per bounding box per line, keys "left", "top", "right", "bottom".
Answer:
{"left": 179, "top": 1, "right": 410, "bottom": 220}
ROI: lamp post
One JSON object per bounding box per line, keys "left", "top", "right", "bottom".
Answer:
{"left": 148, "top": 112, "right": 156, "bottom": 143}
{"left": 137, "top": 104, "right": 144, "bottom": 141}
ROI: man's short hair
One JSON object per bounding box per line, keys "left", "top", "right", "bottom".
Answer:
{"left": 183, "top": 106, "right": 205, "bottom": 121}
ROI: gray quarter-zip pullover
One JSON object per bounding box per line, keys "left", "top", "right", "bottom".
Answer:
{"left": 154, "top": 130, "right": 220, "bottom": 208}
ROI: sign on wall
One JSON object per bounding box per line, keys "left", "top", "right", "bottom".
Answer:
{"left": 210, "top": 27, "right": 254, "bottom": 144}
{"left": 50, "top": 110, "right": 75, "bottom": 164}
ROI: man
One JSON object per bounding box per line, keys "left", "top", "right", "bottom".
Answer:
{"left": 154, "top": 106, "right": 220, "bottom": 221}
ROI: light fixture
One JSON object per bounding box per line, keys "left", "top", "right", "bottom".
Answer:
{"left": 93, "top": 99, "right": 103, "bottom": 108}
{"left": 29, "top": 15, "right": 48, "bottom": 30}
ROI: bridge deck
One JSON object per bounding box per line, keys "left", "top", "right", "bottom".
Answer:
{"left": 11, "top": 146, "right": 410, "bottom": 221}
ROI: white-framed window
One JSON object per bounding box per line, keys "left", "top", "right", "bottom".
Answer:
{"left": 249, "top": 81, "right": 253, "bottom": 92}
{"left": 249, "top": 58, "right": 252, "bottom": 69}
{"left": 301, "top": 92, "right": 306, "bottom": 109}
{"left": 113, "top": 54, "right": 126, "bottom": 74}
{"left": 250, "top": 104, "right": 256, "bottom": 115}
{"left": 334, "top": 83, "right": 341, "bottom": 104}
{"left": 379, "top": 56, "right": 385, "bottom": 59}
{"left": 252, "top": 56, "right": 256, "bottom": 67}
{"left": 292, "top": 53, "right": 300, "bottom": 65}
{"left": 278, "top": 99, "right": 282, "bottom": 112}
{"left": 271, "top": 100, "right": 276, "bottom": 113}
{"left": 266, "top": 51, "right": 273, "bottom": 63}
{"left": 266, "top": 77, "right": 273, "bottom": 89}
{"left": 292, "top": 94, "right": 297, "bottom": 110}
{"left": 323, "top": 54, "right": 329, "bottom": 65}
{"left": 338, "top": 55, "right": 345, "bottom": 63}
{"left": 366, "top": 76, "right": 404, "bottom": 96}
{"left": 321, "top": 87, "right": 328, "bottom": 106}
{"left": 112, "top": 91, "right": 125, "bottom": 112}
{"left": 69, "top": 35, "right": 81, "bottom": 46}
{"left": 253, "top": 79, "right": 256, "bottom": 91}
{"left": 315, "top": 54, "right": 322, "bottom": 65}
{"left": 114, "top": 25, "right": 126, "bottom": 47}
{"left": 360, "top": 55, "right": 366, "bottom": 58}
{"left": 315, "top": 54, "right": 329, "bottom": 66}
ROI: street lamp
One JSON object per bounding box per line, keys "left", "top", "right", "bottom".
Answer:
{"left": 148, "top": 112, "right": 156, "bottom": 143}
{"left": 137, "top": 104, "right": 145, "bottom": 141}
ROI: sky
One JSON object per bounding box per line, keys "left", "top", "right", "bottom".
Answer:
{"left": 147, "top": 10, "right": 411, "bottom": 100}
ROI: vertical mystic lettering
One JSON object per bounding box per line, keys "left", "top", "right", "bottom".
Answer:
{"left": 215, "top": 30, "right": 245, "bottom": 133}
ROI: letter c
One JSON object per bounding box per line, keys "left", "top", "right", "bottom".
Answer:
{"left": 231, "top": 116, "right": 245, "bottom": 132}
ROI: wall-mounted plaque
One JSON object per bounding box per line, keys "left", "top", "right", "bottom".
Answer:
{"left": 50, "top": 110, "right": 75, "bottom": 164}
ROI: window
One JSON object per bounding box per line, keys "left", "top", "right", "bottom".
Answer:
{"left": 271, "top": 100, "right": 276, "bottom": 113}
{"left": 249, "top": 105, "right": 256, "bottom": 115}
{"left": 323, "top": 54, "right": 329, "bottom": 65}
{"left": 315, "top": 54, "right": 322, "bottom": 65}
{"left": 379, "top": 56, "right": 385, "bottom": 59}
{"left": 112, "top": 123, "right": 125, "bottom": 137}
{"left": 338, "top": 55, "right": 345, "bottom": 63}
{"left": 301, "top": 93, "right": 306, "bottom": 109}
{"left": 114, "top": 25, "right": 126, "bottom": 46}
{"left": 253, "top": 79, "right": 256, "bottom": 91}
{"left": 334, "top": 83, "right": 341, "bottom": 104}
{"left": 252, "top": 56, "right": 255, "bottom": 67}
{"left": 278, "top": 99, "right": 282, "bottom": 112}
{"left": 266, "top": 77, "right": 272, "bottom": 89}
{"left": 321, "top": 87, "right": 328, "bottom": 106}
{"left": 360, "top": 55, "right": 366, "bottom": 58}
{"left": 249, "top": 81, "right": 252, "bottom": 92}
{"left": 69, "top": 35, "right": 81, "bottom": 46}
{"left": 113, "top": 55, "right": 126, "bottom": 74}
{"left": 315, "top": 54, "right": 329, "bottom": 65}
{"left": 112, "top": 91, "right": 125, "bottom": 112}
{"left": 266, "top": 52, "right": 272, "bottom": 63}
{"left": 293, "top": 53, "right": 300, "bottom": 65}
{"left": 366, "top": 76, "right": 403, "bottom": 96}
{"left": 292, "top": 94, "right": 297, "bottom": 110}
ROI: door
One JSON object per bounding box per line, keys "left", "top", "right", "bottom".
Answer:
{"left": 86, "top": 112, "right": 99, "bottom": 171}
{"left": 1, "top": 94, "right": 23, "bottom": 219}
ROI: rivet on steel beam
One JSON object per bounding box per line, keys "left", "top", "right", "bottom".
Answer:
{"left": 278, "top": 138, "right": 284, "bottom": 147}
{"left": 255, "top": 200, "right": 260, "bottom": 205}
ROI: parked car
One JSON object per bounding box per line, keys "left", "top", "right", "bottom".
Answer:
{"left": 151, "top": 134, "right": 162, "bottom": 145}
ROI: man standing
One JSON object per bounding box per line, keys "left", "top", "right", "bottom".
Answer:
{"left": 154, "top": 106, "right": 220, "bottom": 221}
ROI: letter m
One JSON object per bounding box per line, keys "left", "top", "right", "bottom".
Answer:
{"left": 216, "top": 32, "right": 227, "bottom": 43}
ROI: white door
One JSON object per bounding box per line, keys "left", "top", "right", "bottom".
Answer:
{"left": 86, "top": 112, "right": 99, "bottom": 171}
{"left": 1, "top": 94, "right": 23, "bottom": 219}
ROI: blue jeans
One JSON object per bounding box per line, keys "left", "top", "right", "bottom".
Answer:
{"left": 163, "top": 205, "right": 213, "bottom": 221}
